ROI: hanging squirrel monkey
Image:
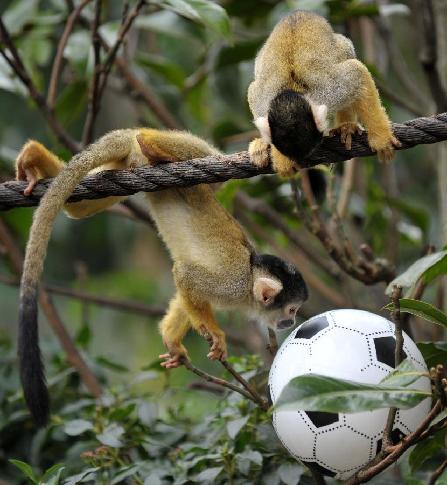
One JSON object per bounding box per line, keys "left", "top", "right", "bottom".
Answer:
{"left": 248, "top": 10, "right": 401, "bottom": 177}
{"left": 15, "top": 129, "right": 308, "bottom": 426}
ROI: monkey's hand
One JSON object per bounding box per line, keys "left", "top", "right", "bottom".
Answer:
{"left": 329, "top": 122, "right": 364, "bottom": 150}
{"left": 200, "top": 326, "right": 227, "bottom": 361}
{"left": 368, "top": 132, "right": 402, "bottom": 162}
{"left": 15, "top": 141, "right": 63, "bottom": 196}
{"left": 249, "top": 138, "right": 270, "bottom": 168}
{"left": 159, "top": 342, "right": 189, "bottom": 369}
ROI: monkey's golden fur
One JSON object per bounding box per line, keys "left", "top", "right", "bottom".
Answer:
{"left": 16, "top": 129, "right": 262, "bottom": 368}
{"left": 248, "top": 10, "right": 400, "bottom": 176}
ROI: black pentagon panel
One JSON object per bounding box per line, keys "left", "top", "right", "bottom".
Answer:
{"left": 304, "top": 411, "right": 339, "bottom": 428}
{"left": 295, "top": 315, "right": 329, "bottom": 339}
{"left": 373, "top": 336, "right": 407, "bottom": 368}
{"left": 302, "top": 461, "right": 337, "bottom": 478}
{"left": 375, "top": 428, "right": 405, "bottom": 455}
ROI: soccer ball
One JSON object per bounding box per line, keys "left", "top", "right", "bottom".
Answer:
{"left": 268, "top": 309, "right": 431, "bottom": 480}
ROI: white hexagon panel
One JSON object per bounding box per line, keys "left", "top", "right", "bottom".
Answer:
{"left": 269, "top": 309, "right": 432, "bottom": 480}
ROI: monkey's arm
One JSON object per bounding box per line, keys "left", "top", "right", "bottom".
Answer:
{"left": 311, "top": 60, "right": 400, "bottom": 161}
{"left": 15, "top": 141, "right": 128, "bottom": 218}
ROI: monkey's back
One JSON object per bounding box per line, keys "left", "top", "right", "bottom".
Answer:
{"left": 145, "top": 185, "right": 253, "bottom": 293}
{"left": 249, "top": 11, "right": 355, "bottom": 117}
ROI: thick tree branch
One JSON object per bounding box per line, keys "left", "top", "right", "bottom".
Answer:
{"left": 1, "top": 113, "right": 447, "bottom": 211}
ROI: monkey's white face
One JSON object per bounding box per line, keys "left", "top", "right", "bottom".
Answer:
{"left": 252, "top": 275, "right": 304, "bottom": 330}
{"left": 258, "top": 300, "right": 304, "bottom": 331}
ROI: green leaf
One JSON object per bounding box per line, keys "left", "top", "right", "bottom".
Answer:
{"left": 137, "top": 53, "right": 186, "bottom": 88}
{"left": 386, "top": 250, "right": 447, "bottom": 294}
{"left": 275, "top": 374, "right": 431, "bottom": 413}
{"left": 409, "top": 430, "right": 447, "bottom": 471}
{"left": 226, "top": 415, "right": 249, "bottom": 439}
{"left": 8, "top": 460, "right": 38, "bottom": 484}
{"left": 153, "top": 0, "right": 232, "bottom": 39}
{"left": 63, "top": 419, "right": 94, "bottom": 436}
{"left": 3, "top": 0, "right": 40, "bottom": 34}
{"left": 194, "top": 466, "right": 223, "bottom": 482}
{"left": 278, "top": 463, "right": 304, "bottom": 485}
{"left": 418, "top": 341, "right": 447, "bottom": 368}
{"left": 64, "top": 468, "right": 99, "bottom": 485}
{"left": 385, "top": 299, "right": 447, "bottom": 328}
{"left": 39, "top": 464, "right": 65, "bottom": 485}
{"left": 95, "top": 356, "right": 129, "bottom": 372}
{"left": 97, "top": 423, "right": 125, "bottom": 448}
{"left": 380, "top": 359, "right": 428, "bottom": 387}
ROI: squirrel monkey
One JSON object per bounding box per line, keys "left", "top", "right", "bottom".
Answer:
{"left": 15, "top": 130, "right": 308, "bottom": 426}
{"left": 248, "top": 10, "right": 401, "bottom": 177}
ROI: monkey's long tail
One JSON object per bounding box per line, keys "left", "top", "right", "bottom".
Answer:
{"left": 19, "top": 130, "right": 134, "bottom": 426}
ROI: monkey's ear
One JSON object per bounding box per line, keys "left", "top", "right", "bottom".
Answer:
{"left": 253, "top": 277, "right": 283, "bottom": 306}
{"left": 254, "top": 117, "right": 272, "bottom": 142}
{"left": 308, "top": 100, "right": 328, "bottom": 133}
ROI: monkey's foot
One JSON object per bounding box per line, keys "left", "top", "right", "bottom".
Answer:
{"left": 200, "top": 326, "right": 228, "bottom": 361}
{"left": 330, "top": 122, "right": 363, "bottom": 150}
{"left": 159, "top": 343, "right": 188, "bottom": 369}
{"left": 368, "top": 133, "right": 402, "bottom": 162}
{"left": 15, "top": 141, "right": 52, "bottom": 196}
{"left": 271, "top": 147, "right": 299, "bottom": 177}
{"left": 249, "top": 138, "right": 270, "bottom": 168}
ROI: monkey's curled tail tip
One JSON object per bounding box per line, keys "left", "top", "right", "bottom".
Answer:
{"left": 18, "top": 283, "right": 50, "bottom": 427}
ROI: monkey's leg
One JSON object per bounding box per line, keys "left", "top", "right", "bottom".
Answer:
{"left": 159, "top": 294, "right": 191, "bottom": 369}
{"left": 335, "top": 60, "right": 401, "bottom": 161}
{"left": 330, "top": 108, "right": 363, "bottom": 150}
{"left": 16, "top": 141, "right": 65, "bottom": 195}
{"left": 16, "top": 140, "right": 126, "bottom": 218}
{"left": 180, "top": 294, "right": 227, "bottom": 361}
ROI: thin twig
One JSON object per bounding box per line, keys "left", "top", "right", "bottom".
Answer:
{"left": 96, "top": 0, "right": 146, "bottom": 101}
{"left": 47, "top": 0, "right": 93, "bottom": 108}
{"left": 220, "top": 360, "right": 269, "bottom": 410}
{"left": 433, "top": 364, "right": 447, "bottom": 407}
{"left": 181, "top": 358, "right": 254, "bottom": 402}
{"left": 336, "top": 159, "right": 356, "bottom": 219}
{"left": 72, "top": 8, "right": 181, "bottom": 129}
{"left": 235, "top": 209, "right": 347, "bottom": 307}
{"left": 267, "top": 328, "right": 278, "bottom": 357}
{"left": 0, "top": 220, "right": 102, "bottom": 397}
{"left": 381, "top": 285, "right": 403, "bottom": 449}
{"left": 428, "top": 458, "right": 447, "bottom": 485}
{"left": 418, "top": 0, "right": 447, "bottom": 111}
{"left": 292, "top": 175, "right": 396, "bottom": 285}
{"left": 343, "top": 400, "right": 442, "bottom": 484}
{"left": 0, "top": 18, "right": 80, "bottom": 152}
{"left": 0, "top": 273, "right": 164, "bottom": 317}
{"left": 235, "top": 191, "right": 340, "bottom": 279}
{"left": 81, "top": 0, "right": 103, "bottom": 146}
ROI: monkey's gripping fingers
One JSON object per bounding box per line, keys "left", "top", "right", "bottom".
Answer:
{"left": 329, "top": 122, "right": 364, "bottom": 151}
{"left": 200, "top": 326, "right": 227, "bottom": 361}
{"left": 249, "top": 138, "right": 270, "bottom": 168}
{"left": 159, "top": 343, "right": 189, "bottom": 369}
{"left": 18, "top": 167, "right": 39, "bottom": 196}
{"left": 369, "top": 133, "right": 402, "bottom": 162}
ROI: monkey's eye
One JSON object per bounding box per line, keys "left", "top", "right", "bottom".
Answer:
{"left": 288, "top": 306, "right": 297, "bottom": 316}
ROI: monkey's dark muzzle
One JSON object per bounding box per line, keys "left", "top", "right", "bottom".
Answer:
{"left": 277, "top": 319, "right": 295, "bottom": 330}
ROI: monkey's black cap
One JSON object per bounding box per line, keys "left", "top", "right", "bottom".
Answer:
{"left": 268, "top": 90, "right": 323, "bottom": 162}
{"left": 252, "top": 254, "right": 309, "bottom": 309}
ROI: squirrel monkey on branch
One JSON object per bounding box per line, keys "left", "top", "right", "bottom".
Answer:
{"left": 15, "top": 129, "right": 308, "bottom": 426}
{"left": 248, "top": 10, "right": 401, "bottom": 177}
